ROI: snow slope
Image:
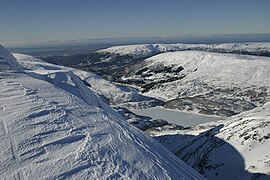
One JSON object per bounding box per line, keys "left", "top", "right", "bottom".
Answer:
{"left": 144, "top": 51, "right": 269, "bottom": 96}
{"left": 153, "top": 102, "right": 270, "bottom": 180}
{"left": 0, "top": 45, "right": 205, "bottom": 179}
{"left": 124, "top": 51, "right": 270, "bottom": 116}
{"left": 0, "top": 45, "right": 23, "bottom": 72}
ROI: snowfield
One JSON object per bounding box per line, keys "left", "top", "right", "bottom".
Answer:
{"left": 0, "top": 44, "right": 205, "bottom": 179}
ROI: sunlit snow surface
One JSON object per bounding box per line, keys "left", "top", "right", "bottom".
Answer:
{"left": 97, "top": 42, "right": 270, "bottom": 57}
{"left": 133, "top": 50, "right": 270, "bottom": 100}
{"left": 0, "top": 45, "right": 205, "bottom": 179}
{"left": 153, "top": 102, "right": 270, "bottom": 179}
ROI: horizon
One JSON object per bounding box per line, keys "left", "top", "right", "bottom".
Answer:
{"left": 5, "top": 33, "right": 270, "bottom": 50}
{"left": 1, "top": 0, "right": 270, "bottom": 47}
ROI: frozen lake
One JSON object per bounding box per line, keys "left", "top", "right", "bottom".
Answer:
{"left": 132, "top": 106, "right": 221, "bottom": 127}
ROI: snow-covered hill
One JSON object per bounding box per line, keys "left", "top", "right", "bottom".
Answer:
{"left": 57, "top": 42, "right": 270, "bottom": 87}
{"left": 97, "top": 42, "right": 270, "bottom": 58}
{"left": 0, "top": 44, "right": 205, "bottom": 179}
{"left": 123, "top": 51, "right": 270, "bottom": 116}
{"left": 153, "top": 102, "right": 270, "bottom": 179}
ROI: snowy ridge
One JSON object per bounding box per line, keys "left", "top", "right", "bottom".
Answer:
{"left": 97, "top": 42, "right": 270, "bottom": 57}
{"left": 97, "top": 44, "right": 169, "bottom": 57}
{"left": 0, "top": 45, "right": 205, "bottom": 179}
{"left": 0, "top": 45, "right": 23, "bottom": 72}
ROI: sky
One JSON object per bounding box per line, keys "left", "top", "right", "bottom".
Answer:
{"left": 0, "top": 0, "right": 270, "bottom": 46}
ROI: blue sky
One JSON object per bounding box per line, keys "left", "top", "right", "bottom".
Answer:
{"left": 0, "top": 0, "right": 269, "bottom": 45}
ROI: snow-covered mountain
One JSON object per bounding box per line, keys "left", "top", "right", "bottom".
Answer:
{"left": 63, "top": 42, "right": 270, "bottom": 84}
{"left": 97, "top": 42, "right": 270, "bottom": 58}
{"left": 122, "top": 51, "right": 270, "bottom": 117}
{"left": 0, "top": 44, "right": 205, "bottom": 179}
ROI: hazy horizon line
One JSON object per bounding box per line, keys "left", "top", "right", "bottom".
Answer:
{"left": 3, "top": 33, "right": 270, "bottom": 49}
